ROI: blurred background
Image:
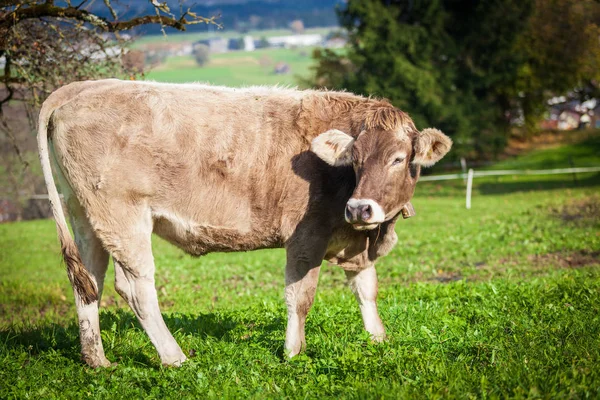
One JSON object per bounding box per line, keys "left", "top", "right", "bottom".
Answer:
{"left": 1, "top": 0, "right": 599, "bottom": 221}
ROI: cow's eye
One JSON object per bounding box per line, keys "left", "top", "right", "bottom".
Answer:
{"left": 392, "top": 157, "right": 405, "bottom": 166}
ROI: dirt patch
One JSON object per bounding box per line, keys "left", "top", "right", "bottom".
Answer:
{"left": 430, "top": 271, "right": 463, "bottom": 283}
{"left": 548, "top": 195, "right": 600, "bottom": 226}
{"left": 529, "top": 250, "right": 600, "bottom": 269}
{"left": 210, "top": 57, "right": 260, "bottom": 66}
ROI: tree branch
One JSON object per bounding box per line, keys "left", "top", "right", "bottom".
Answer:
{"left": 1, "top": 1, "right": 220, "bottom": 33}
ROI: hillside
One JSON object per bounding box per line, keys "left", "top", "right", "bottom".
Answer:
{"left": 89, "top": 0, "right": 340, "bottom": 33}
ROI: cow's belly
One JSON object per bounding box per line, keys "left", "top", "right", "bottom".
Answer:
{"left": 152, "top": 208, "right": 282, "bottom": 256}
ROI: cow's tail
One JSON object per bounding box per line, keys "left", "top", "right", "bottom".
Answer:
{"left": 37, "top": 101, "right": 98, "bottom": 305}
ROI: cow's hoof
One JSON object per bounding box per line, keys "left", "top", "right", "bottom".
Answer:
{"left": 370, "top": 333, "right": 387, "bottom": 343}
{"left": 161, "top": 354, "right": 187, "bottom": 367}
{"left": 83, "top": 355, "right": 113, "bottom": 368}
{"left": 285, "top": 345, "right": 303, "bottom": 359}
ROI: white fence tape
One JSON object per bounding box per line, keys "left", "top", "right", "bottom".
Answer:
{"left": 420, "top": 166, "right": 600, "bottom": 208}
{"left": 420, "top": 166, "right": 600, "bottom": 181}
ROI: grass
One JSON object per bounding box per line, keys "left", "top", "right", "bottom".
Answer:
{"left": 1, "top": 137, "right": 600, "bottom": 398}
{"left": 139, "top": 26, "right": 337, "bottom": 87}
{"left": 491, "top": 131, "right": 600, "bottom": 170}
{"left": 144, "top": 47, "right": 316, "bottom": 87}
{"left": 418, "top": 129, "right": 600, "bottom": 198}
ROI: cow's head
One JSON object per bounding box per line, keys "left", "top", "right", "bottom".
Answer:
{"left": 311, "top": 125, "right": 451, "bottom": 230}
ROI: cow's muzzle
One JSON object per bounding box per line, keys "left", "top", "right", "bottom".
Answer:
{"left": 345, "top": 198, "right": 385, "bottom": 230}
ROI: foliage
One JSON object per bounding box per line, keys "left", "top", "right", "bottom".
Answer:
{"left": 513, "top": 0, "right": 600, "bottom": 131}
{"left": 289, "top": 19, "right": 305, "bottom": 34}
{"left": 0, "top": 0, "right": 218, "bottom": 219}
{"left": 193, "top": 44, "right": 211, "bottom": 67}
{"left": 1, "top": 138, "right": 600, "bottom": 398}
{"left": 0, "top": 0, "right": 219, "bottom": 109}
{"left": 305, "top": 0, "right": 600, "bottom": 160}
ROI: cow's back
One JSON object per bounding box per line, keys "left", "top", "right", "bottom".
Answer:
{"left": 49, "top": 80, "right": 328, "bottom": 255}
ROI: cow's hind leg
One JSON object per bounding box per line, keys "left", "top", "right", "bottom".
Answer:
{"left": 69, "top": 207, "right": 111, "bottom": 367}
{"left": 107, "top": 210, "right": 186, "bottom": 366}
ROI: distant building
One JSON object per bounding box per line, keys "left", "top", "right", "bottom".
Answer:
{"left": 558, "top": 110, "right": 580, "bottom": 130}
{"left": 243, "top": 36, "right": 255, "bottom": 51}
{"left": 228, "top": 38, "right": 244, "bottom": 51}
{"left": 541, "top": 98, "right": 600, "bottom": 131}
{"left": 139, "top": 42, "right": 192, "bottom": 59}
{"left": 196, "top": 37, "right": 229, "bottom": 54}
{"left": 324, "top": 37, "right": 347, "bottom": 48}
{"left": 266, "top": 34, "right": 323, "bottom": 48}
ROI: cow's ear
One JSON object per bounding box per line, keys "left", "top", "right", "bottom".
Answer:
{"left": 311, "top": 129, "right": 355, "bottom": 166}
{"left": 413, "top": 128, "right": 452, "bottom": 167}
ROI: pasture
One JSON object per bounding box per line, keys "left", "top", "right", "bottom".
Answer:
{"left": 139, "top": 28, "right": 336, "bottom": 87}
{"left": 1, "top": 131, "right": 599, "bottom": 398}
{"left": 144, "top": 47, "right": 316, "bottom": 87}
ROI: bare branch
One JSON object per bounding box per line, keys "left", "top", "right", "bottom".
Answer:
{"left": 102, "top": 0, "right": 117, "bottom": 20}
{"left": 1, "top": 1, "right": 221, "bottom": 33}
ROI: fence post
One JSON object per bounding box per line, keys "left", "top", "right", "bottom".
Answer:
{"left": 466, "top": 168, "right": 474, "bottom": 209}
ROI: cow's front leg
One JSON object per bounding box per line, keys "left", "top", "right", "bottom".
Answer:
{"left": 345, "top": 266, "right": 386, "bottom": 341}
{"left": 284, "top": 240, "right": 326, "bottom": 358}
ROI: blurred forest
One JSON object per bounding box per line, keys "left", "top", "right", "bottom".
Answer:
{"left": 304, "top": 0, "right": 600, "bottom": 160}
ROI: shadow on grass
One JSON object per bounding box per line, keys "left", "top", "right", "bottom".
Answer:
{"left": 0, "top": 308, "right": 286, "bottom": 365}
{"left": 477, "top": 172, "right": 600, "bottom": 195}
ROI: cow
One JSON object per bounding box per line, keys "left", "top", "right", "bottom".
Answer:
{"left": 37, "top": 79, "right": 451, "bottom": 367}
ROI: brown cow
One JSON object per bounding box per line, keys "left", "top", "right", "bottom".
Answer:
{"left": 38, "top": 79, "right": 451, "bottom": 367}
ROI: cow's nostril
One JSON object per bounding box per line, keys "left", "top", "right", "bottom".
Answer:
{"left": 360, "top": 204, "right": 372, "bottom": 221}
{"left": 345, "top": 204, "right": 354, "bottom": 221}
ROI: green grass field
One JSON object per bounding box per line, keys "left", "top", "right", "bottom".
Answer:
{"left": 145, "top": 47, "right": 316, "bottom": 87}
{"left": 139, "top": 27, "right": 335, "bottom": 87}
{"left": 1, "top": 133, "right": 599, "bottom": 398}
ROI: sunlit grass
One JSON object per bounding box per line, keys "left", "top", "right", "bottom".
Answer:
{"left": 1, "top": 132, "right": 599, "bottom": 398}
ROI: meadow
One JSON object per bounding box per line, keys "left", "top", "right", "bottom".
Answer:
{"left": 1, "top": 130, "right": 599, "bottom": 398}
{"left": 144, "top": 47, "right": 316, "bottom": 87}
{"left": 139, "top": 27, "right": 335, "bottom": 87}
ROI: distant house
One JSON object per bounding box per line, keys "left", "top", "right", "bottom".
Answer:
{"left": 139, "top": 42, "right": 193, "bottom": 65}
{"left": 266, "top": 34, "right": 323, "bottom": 48}
{"left": 228, "top": 38, "right": 244, "bottom": 51}
{"left": 558, "top": 110, "right": 580, "bottom": 130}
{"left": 243, "top": 36, "right": 255, "bottom": 51}
{"left": 227, "top": 36, "right": 256, "bottom": 51}
{"left": 196, "top": 37, "right": 229, "bottom": 54}
{"left": 541, "top": 98, "right": 600, "bottom": 131}
{"left": 592, "top": 105, "right": 600, "bottom": 129}
{"left": 324, "top": 37, "right": 347, "bottom": 48}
